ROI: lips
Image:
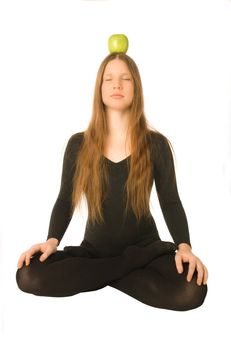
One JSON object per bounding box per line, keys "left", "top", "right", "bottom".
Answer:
{"left": 110, "top": 94, "right": 124, "bottom": 98}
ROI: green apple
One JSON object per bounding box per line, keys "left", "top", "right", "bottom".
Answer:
{"left": 108, "top": 34, "right": 129, "bottom": 54}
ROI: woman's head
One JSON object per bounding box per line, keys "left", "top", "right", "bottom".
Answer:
{"left": 92, "top": 53, "right": 145, "bottom": 133}
{"left": 101, "top": 57, "right": 134, "bottom": 113}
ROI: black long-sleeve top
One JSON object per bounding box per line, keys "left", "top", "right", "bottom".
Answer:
{"left": 46, "top": 131, "right": 191, "bottom": 255}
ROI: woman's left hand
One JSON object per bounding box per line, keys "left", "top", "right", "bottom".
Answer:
{"left": 175, "top": 243, "right": 208, "bottom": 286}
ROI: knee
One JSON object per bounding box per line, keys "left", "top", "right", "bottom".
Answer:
{"left": 16, "top": 257, "right": 43, "bottom": 295}
{"left": 16, "top": 266, "right": 37, "bottom": 295}
{"left": 173, "top": 279, "right": 208, "bottom": 311}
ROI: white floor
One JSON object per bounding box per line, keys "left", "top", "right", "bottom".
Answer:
{"left": 1, "top": 0, "right": 231, "bottom": 349}
{"left": 1, "top": 182, "right": 230, "bottom": 350}
{"left": 1, "top": 248, "right": 230, "bottom": 350}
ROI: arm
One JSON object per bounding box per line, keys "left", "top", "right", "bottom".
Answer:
{"left": 17, "top": 135, "right": 78, "bottom": 268}
{"left": 153, "top": 134, "right": 191, "bottom": 249}
{"left": 153, "top": 134, "right": 208, "bottom": 285}
{"left": 46, "top": 133, "right": 82, "bottom": 246}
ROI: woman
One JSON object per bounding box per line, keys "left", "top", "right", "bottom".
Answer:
{"left": 16, "top": 53, "right": 208, "bottom": 311}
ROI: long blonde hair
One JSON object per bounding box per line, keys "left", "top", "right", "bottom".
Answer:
{"left": 71, "top": 53, "right": 174, "bottom": 226}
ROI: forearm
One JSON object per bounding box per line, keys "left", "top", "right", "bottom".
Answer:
{"left": 46, "top": 197, "right": 73, "bottom": 244}
{"left": 159, "top": 199, "right": 191, "bottom": 247}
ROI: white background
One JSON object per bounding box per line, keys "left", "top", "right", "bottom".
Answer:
{"left": 0, "top": 0, "right": 231, "bottom": 349}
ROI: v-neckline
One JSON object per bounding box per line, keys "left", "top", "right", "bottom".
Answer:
{"left": 103, "top": 154, "right": 131, "bottom": 165}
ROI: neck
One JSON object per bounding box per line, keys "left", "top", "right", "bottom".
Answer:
{"left": 105, "top": 108, "right": 130, "bottom": 138}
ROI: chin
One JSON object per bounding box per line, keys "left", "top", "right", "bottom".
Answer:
{"left": 105, "top": 101, "right": 132, "bottom": 110}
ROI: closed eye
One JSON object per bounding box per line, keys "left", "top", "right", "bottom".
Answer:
{"left": 103, "top": 77, "right": 131, "bottom": 81}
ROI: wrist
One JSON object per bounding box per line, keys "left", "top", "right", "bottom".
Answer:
{"left": 177, "top": 243, "right": 191, "bottom": 251}
{"left": 47, "top": 238, "right": 59, "bottom": 246}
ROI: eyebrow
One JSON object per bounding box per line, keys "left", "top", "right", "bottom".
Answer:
{"left": 104, "top": 72, "right": 131, "bottom": 77}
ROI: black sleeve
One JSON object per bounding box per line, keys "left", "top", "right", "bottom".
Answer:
{"left": 46, "top": 133, "right": 82, "bottom": 245}
{"left": 153, "top": 134, "right": 192, "bottom": 247}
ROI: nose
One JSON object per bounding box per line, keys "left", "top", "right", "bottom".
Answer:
{"left": 113, "top": 79, "right": 122, "bottom": 89}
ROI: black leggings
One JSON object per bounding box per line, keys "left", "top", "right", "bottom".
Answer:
{"left": 16, "top": 239, "right": 208, "bottom": 311}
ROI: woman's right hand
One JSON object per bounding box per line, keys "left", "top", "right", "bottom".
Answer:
{"left": 17, "top": 238, "right": 59, "bottom": 269}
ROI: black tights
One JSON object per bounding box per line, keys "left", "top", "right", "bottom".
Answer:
{"left": 16, "top": 240, "right": 207, "bottom": 311}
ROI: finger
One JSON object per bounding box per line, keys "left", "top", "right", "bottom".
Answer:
{"left": 196, "top": 261, "right": 204, "bottom": 286}
{"left": 17, "top": 253, "right": 26, "bottom": 269}
{"left": 39, "top": 251, "right": 49, "bottom": 262}
{"left": 25, "top": 252, "right": 32, "bottom": 266}
{"left": 39, "top": 246, "right": 53, "bottom": 262}
{"left": 187, "top": 260, "right": 196, "bottom": 282}
{"left": 175, "top": 254, "right": 184, "bottom": 274}
{"left": 203, "top": 265, "right": 209, "bottom": 285}
{"left": 25, "top": 245, "right": 40, "bottom": 266}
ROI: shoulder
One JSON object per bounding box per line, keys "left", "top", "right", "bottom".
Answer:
{"left": 148, "top": 129, "right": 175, "bottom": 168}
{"left": 64, "top": 131, "right": 85, "bottom": 157}
{"left": 148, "top": 129, "right": 170, "bottom": 152}
{"left": 66, "top": 131, "right": 85, "bottom": 148}
{"left": 68, "top": 131, "right": 85, "bottom": 144}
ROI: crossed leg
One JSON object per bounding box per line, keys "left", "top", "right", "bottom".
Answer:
{"left": 15, "top": 240, "right": 177, "bottom": 299}
{"left": 16, "top": 241, "right": 207, "bottom": 311}
{"left": 108, "top": 252, "right": 208, "bottom": 311}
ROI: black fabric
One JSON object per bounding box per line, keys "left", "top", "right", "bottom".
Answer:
{"left": 16, "top": 130, "right": 208, "bottom": 310}
{"left": 16, "top": 239, "right": 207, "bottom": 311}
{"left": 46, "top": 131, "right": 191, "bottom": 255}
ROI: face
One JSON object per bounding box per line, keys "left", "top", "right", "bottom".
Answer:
{"left": 101, "top": 58, "right": 134, "bottom": 112}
